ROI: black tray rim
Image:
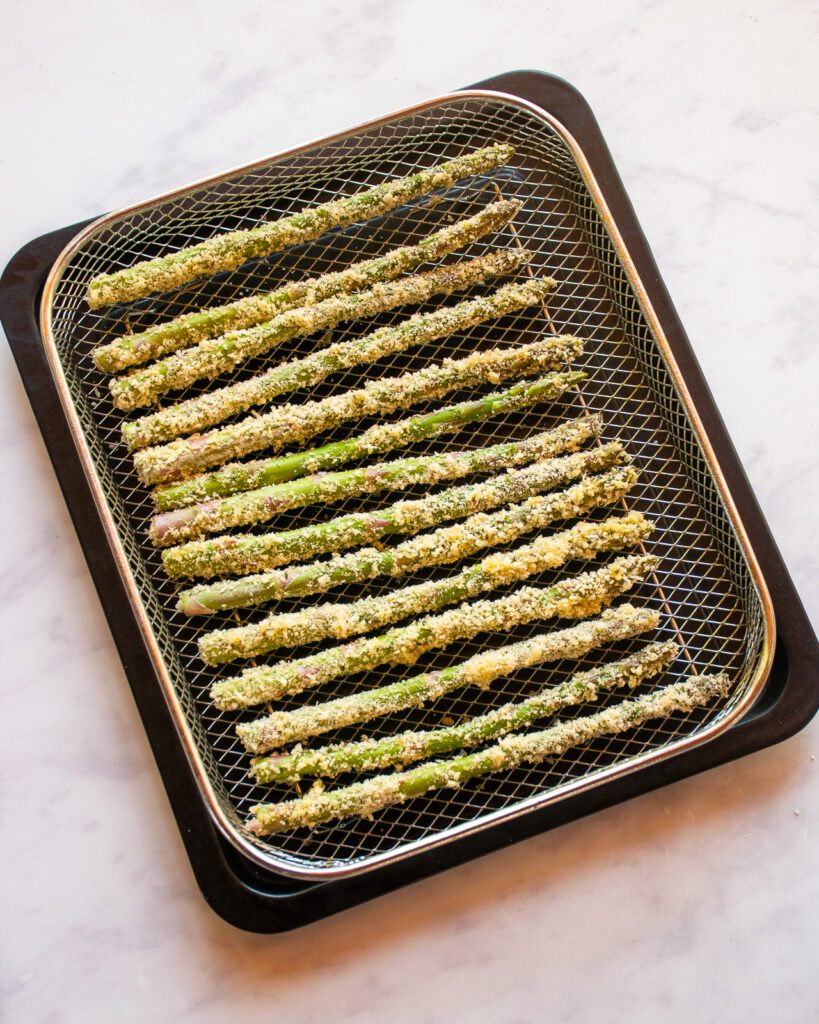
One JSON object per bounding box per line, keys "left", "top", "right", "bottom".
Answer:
{"left": 1, "top": 69, "right": 816, "bottom": 932}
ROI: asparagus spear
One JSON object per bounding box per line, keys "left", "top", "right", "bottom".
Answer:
{"left": 110, "top": 248, "right": 534, "bottom": 410}
{"left": 152, "top": 410, "right": 597, "bottom": 548}
{"left": 123, "top": 275, "right": 563, "bottom": 456}
{"left": 184, "top": 456, "right": 634, "bottom": 614}
{"left": 251, "top": 641, "right": 679, "bottom": 783}
{"left": 162, "top": 418, "right": 612, "bottom": 580}
{"left": 237, "top": 598, "right": 659, "bottom": 754}
{"left": 206, "top": 512, "right": 652, "bottom": 689}
{"left": 87, "top": 143, "right": 516, "bottom": 309}
{"left": 221, "top": 552, "right": 655, "bottom": 707}
{"left": 133, "top": 340, "right": 582, "bottom": 484}
{"left": 248, "top": 672, "right": 730, "bottom": 833}
{"left": 154, "top": 374, "right": 577, "bottom": 512}
{"left": 92, "top": 199, "right": 521, "bottom": 373}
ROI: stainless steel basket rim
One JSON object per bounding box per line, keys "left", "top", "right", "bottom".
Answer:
{"left": 38, "top": 88, "right": 775, "bottom": 881}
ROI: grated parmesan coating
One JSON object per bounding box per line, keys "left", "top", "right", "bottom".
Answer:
{"left": 87, "top": 143, "right": 516, "bottom": 308}
{"left": 154, "top": 374, "right": 582, "bottom": 512}
{"left": 184, "top": 462, "right": 634, "bottom": 618}
{"left": 250, "top": 641, "right": 679, "bottom": 783}
{"left": 125, "top": 281, "right": 566, "bottom": 465}
{"left": 133, "top": 337, "right": 582, "bottom": 484}
{"left": 236, "top": 600, "right": 660, "bottom": 754}
{"left": 185, "top": 456, "right": 636, "bottom": 619}
{"left": 153, "top": 405, "right": 598, "bottom": 549}
{"left": 247, "top": 672, "right": 730, "bottom": 833}
{"left": 208, "top": 514, "right": 653, "bottom": 701}
{"left": 91, "top": 199, "right": 521, "bottom": 372}
{"left": 162, "top": 415, "right": 605, "bottom": 579}
{"left": 111, "top": 249, "right": 535, "bottom": 411}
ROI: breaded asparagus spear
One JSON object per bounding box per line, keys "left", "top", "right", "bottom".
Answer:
{"left": 248, "top": 672, "right": 730, "bottom": 833}
{"left": 251, "top": 641, "right": 679, "bottom": 783}
{"left": 237, "top": 598, "right": 660, "bottom": 754}
{"left": 162, "top": 419, "right": 614, "bottom": 580}
{"left": 87, "top": 143, "right": 516, "bottom": 308}
{"left": 153, "top": 374, "right": 576, "bottom": 512}
{"left": 152, "top": 414, "right": 602, "bottom": 548}
{"left": 110, "top": 249, "right": 534, "bottom": 410}
{"left": 206, "top": 513, "right": 652, "bottom": 690}
{"left": 92, "top": 199, "right": 521, "bottom": 372}
{"left": 123, "top": 276, "right": 565, "bottom": 456}
{"left": 133, "top": 340, "right": 582, "bottom": 484}
{"left": 222, "top": 555, "right": 656, "bottom": 720}
{"left": 184, "top": 454, "right": 634, "bottom": 614}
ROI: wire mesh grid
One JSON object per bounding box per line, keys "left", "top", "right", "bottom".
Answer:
{"left": 44, "top": 94, "right": 769, "bottom": 874}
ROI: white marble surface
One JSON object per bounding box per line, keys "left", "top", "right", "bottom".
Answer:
{"left": 1, "top": 0, "right": 817, "bottom": 1020}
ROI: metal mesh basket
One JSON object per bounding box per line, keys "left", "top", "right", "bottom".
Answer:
{"left": 41, "top": 90, "right": 773, "bottom": 879}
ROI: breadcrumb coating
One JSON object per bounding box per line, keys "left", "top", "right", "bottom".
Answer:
{"left": 207, "top": 513, "right": 652, "bottom": 699}
{"left": 133, "top": 337, "right": 581, "bottom": 485}
{"left": 248, "top": 671, "right": 729, "bottom": 833}
{"left": 162, "top": 416, "right": 606, "bottom": 580}
{"left": 250, "top": 641, "right": 679, "bottom": 783}
{"left": 87, "top": 143, "right": 516, "bottom": 308}
{"left": 112, "top": 249, "right": 535, "bottom": 411}
{"left": 92, "top": 199, "right": 520, "bottom": 372}
{"left": 237, "top": 599, "right": 660, "bottom": 754}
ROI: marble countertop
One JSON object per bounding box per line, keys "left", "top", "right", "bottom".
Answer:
{"left": 1, "top": 1, "right": 817, "bottom": 1021}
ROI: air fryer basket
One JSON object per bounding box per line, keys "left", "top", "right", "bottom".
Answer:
{"left": 39, "top": 90, "right": 773, "bottom": 879}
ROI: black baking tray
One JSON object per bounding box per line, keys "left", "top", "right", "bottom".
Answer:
{"left": 2, "top": 71, "right": 816, "bottom": 932}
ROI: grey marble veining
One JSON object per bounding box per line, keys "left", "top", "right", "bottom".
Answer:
{"left": 1, "top": 1, "right": 817, "bottom": 1021}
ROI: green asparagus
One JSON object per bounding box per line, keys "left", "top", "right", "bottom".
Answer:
{"left": 221, "top": 553, "right": 656, "bottom": 707}
{"left": 92, "top": 199, "right": 520, "bottom": 373}
{"left": 133, "top": 340, "right": 583, "bottom": 484}
{"left": 183, "top": 464, "right": 638, "bottom": 621}
{"left": 162, "top": 418, "right": 611, "bottom": 580}
{"left": 250, "top": 641, "right": 679, "bottom": 783}
{"left": 236, "top": 598, "right": 660, "bottom": 754}
{"left": 153, "top": 374, "right": 579, "bottom": 512}
{"left": 87, "top": 143, "right": 516, "bottom": 308}
{"left": 110, "top": 249, "right": 534, "bottom": 410}
{"left": 206, "top": 512, "right": 652, "bottom": 693}
{"left": 248, "top": 672, "right": 730, "bottom": 833}
{"left": 152, "top": 411, "right": 597, "bottom": 548}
